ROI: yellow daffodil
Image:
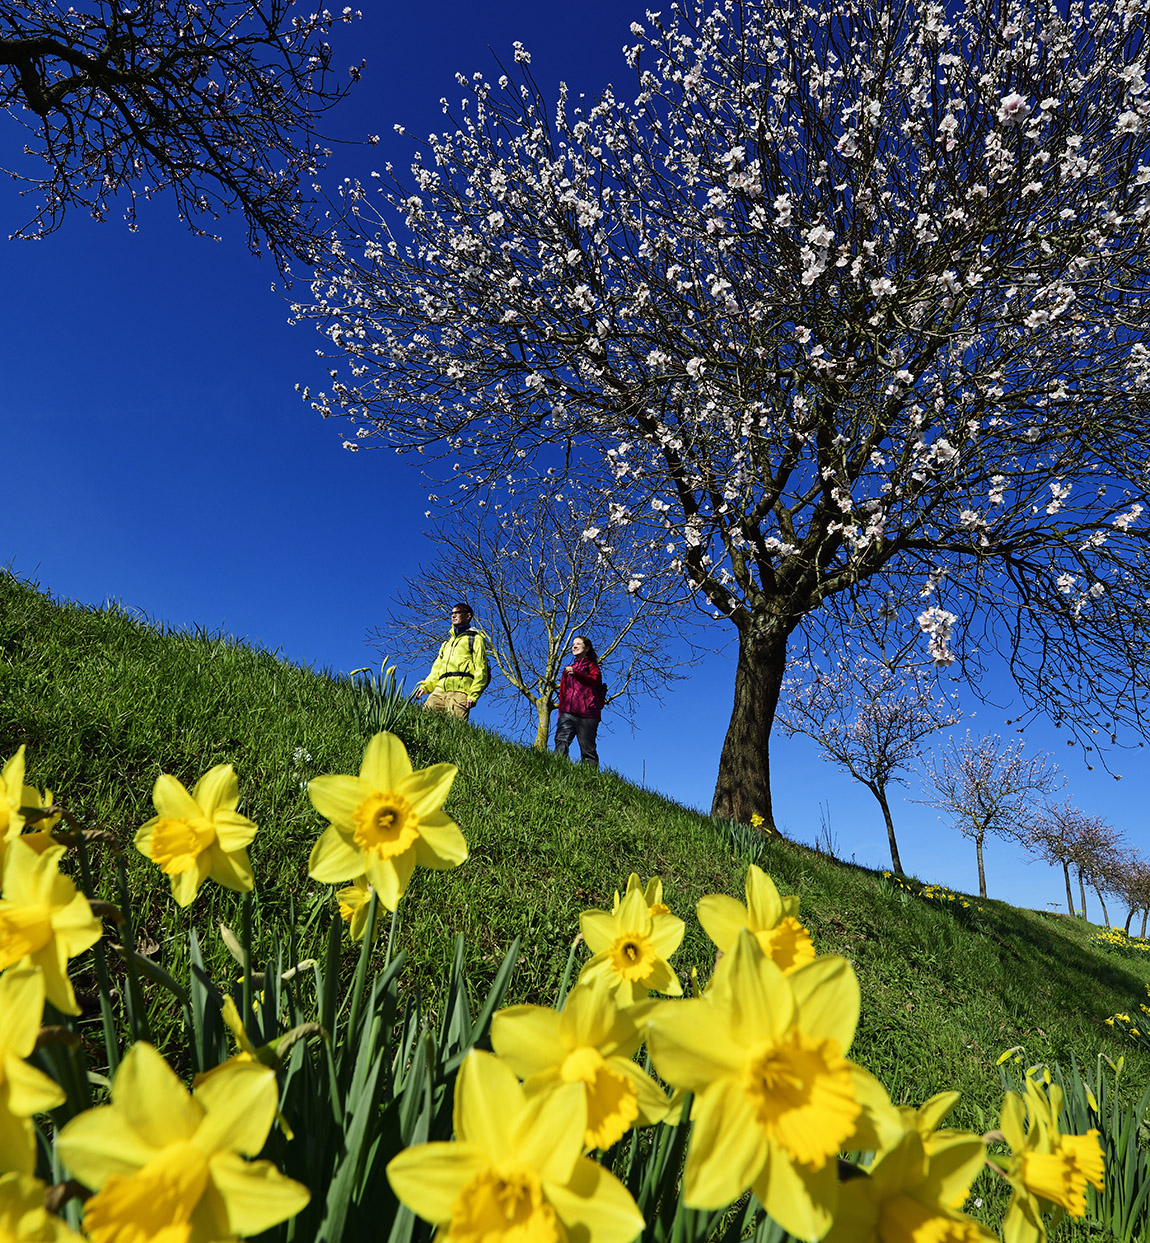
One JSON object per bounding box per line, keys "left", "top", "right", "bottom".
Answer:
{"left": 998, "top": 1078, "right": 1104, "bottom": 1243}
{"left": 0, "top": 840, "right": 101, "bottom": 1016}
{"left": 0, "top": 967, "right": 66, "bottom": 1173}
{"left": 17, "top": 782, "right": 63, "bottom": 855}
{"left": 646, "top": 928, "right": 894, "bottom": 1240}
{"left": 579, "top": 884, "right": 684, "bottom": 1003}
{"left": 387, "top": 1049, "right": 643, "bottom": 1243}
{"left": 336, "top": 876, "right": 377, "bottom": 941}
{"left": 825, "top": 1126, "right": 994, "bottom": 1243}
{"left": 491, "top": 976, "right": 672, "bottom": 1149}
{"left": 697, "top": 863, "right": 815, "bottom": 973}
{"left": 307, "top": 732, "right": 467, "bottom": 910}
{"left": 897, "top": 1091, "right": 965, "bottom": 1157}
{"left": 135, "top": 764, "right": 257, "bottom": 908}
{"left": 57, "top": 1042, "right": 309, "bottom": 1243}
{"left": 0, "top": 1172, "right": 84, "bottom": 1242}
{"left": 0, "top": 747, "right": 28, "bottom": 875}
{"left": 612, "top": 873, "right": 671, "bottom": 917}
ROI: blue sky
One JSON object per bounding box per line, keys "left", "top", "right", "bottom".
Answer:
{"left": 2, "top": 0, "right": 1144, "bottom": 917}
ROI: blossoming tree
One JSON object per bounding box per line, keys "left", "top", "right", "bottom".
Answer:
{"left": 371, "top": 494, "right": 692, "bottom": 748}
{"left": 298, "top": 0, "right": 1150, "bottom": 823}
{"left": 778, "top": 657, "right": 960, "bottom": 873}
{"left": 920, "top": 733, "right": 1061, "bottom": 898}
{"left": 0, "top": 0, "right": 360, "bottom": 267}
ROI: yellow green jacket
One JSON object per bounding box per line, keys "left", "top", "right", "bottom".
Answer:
{"left": 418, "top": 627, "right": 491, "bottom": 700}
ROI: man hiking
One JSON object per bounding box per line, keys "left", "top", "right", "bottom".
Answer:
{"left": 414, "top": 601, "right": 490, "bottom": 722}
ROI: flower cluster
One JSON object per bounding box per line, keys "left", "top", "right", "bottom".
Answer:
{"left": 387, "top": 862, "right": 1103, "bottom": 1243}
{"left": 0, "top": 739, "right": 1111, "bottom": 1243}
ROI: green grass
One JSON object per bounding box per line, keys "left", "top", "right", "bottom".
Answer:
{"left": 4, "top": 566, "right": 1150, "bottom": 1145}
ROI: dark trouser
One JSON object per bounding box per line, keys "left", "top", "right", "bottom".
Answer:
{"left": 554, "top": 713, "right": 599, "bottom": 770}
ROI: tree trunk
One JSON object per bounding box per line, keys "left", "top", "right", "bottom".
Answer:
{"left": 1141, "top": 908, "right": 1147, "bottom": 938}
{"left": 1125, "top": 906, "right": 1136, "bottom": 934}
{"left": 1078, "top": 868, "right": 1088, "bottom": 921}
{"left": 871, "top": 784, "right": 903, "bottom": 874}
{"left": 710, "top": 622, "right": 790, "bottom": 826}
{"left": 975, "top": 835, "right": 987, "bottom": 899}
{"left": 1094, "top": 884, "right": 1110, "bottom": 928}
{"left": 1062, "top": 861, "right": 1075, "bottom": 917}
{"left": 533, "top": 697, "right": 552, "bottom": 750}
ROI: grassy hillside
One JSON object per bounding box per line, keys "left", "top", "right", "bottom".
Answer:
{"left": 3, "top": 567, "right": 1149, "bottom": 1144}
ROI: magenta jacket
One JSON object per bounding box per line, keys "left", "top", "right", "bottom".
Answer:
{"left": 558, "top": 657, "right": 603, "bottom": 720}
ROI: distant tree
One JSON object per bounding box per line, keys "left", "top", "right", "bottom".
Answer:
{"left": 1068, "top": 814, "right": 1126, "bottom": 927}
{"left": 372, "top": 495, "right": 691, "bottom": 749}
{"left": 1029, "top": 800, "right": 1097, "bottom": 917}
{"left": 920, "top": 733, "right": 1061, "bottom": 899}
{"left": 0, "top": 0, "right": 359, "bottom": 266}
{"left": 777, "top": 657, "right": 960, "bottom": 874}
{"left": 302, "top": 0, "right": 1150, "bottom": 827}
{"left": 1110, "top": 852, "right": 1150, "bottom": 936}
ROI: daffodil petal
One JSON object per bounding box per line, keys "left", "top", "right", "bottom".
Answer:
{"left": 400, "top": 762, "right": 457, "bottom": 819}
{"left": 387, "top": 1142, "right": 488, "bottom": 1224}
{"left": 57, "top": 1110, "right": 160, "bottom": 1187}
{"left": 545, "top": 1155, "right": 645, "bottom": 1243}
{"left": 194, "top": 1062, "right": 278, "bottom": 1157}
{"left": 453, "top": 1051, "right": 522, "bottom": 1159}
{"left": 999, "top": 1091, "right": 1027, "bottom": 1154}
{"left": 204, "top": 1152, "right": 310, "bottom": 1235}
{"left": 646, "top": 998, "right": 746, "bottom": 1091}
{"left": 824, "top": 1178, "right": 880, "bottom": 1243}
{"left": 720, "top": 930, "right": 794, "bottom": 1045}
{"left": 4, "top": 1055, "right": 66, "bottom": 1116}
{"left": 918, "top": 1091, "right": 963, "bottom": 1135}
{"left": 413, "top": 818, "right": 468, "bottom": 869}
{"left": 366, "top": 849, "right": 416, "bottom": 911}
{"left": 491, "top": 1005, "right": 564, "bottom": 1080}
{"left": 580, "top": 911, "right": 618, "bottom": 954}
{"left": 30, "top": 943, "right": 80, "bottom": 1016}
{"left": 308, "top": 823, "right": 365, "bottom": 884}
{"left": 170, "top": 860, "right": 206, "bottom": 909}
{"left": 755, "top": 1143, "right": 837, "bottom": 1241}
{"left": 0, "top": 967, "right": 45, "bottom": 1055}
{"left": 206, "top": 843, "right": 254, "bottom": 894}
{"left": 696, "top": 894, "right": 750, "bottom": 952}
{"left": 151, "top": 774, "right": 201, "bottom": 822}
{"left": 192, "top": 765, "right": 239, "bottom": 817}
{"left": 516, "top": 1081, "right": 586, "bottom": 1183}
{"left": 359, "top": 732, "right": 414, "bottom": 790}
{"left": 745, "top": 865, "right": 785, "bottom": 928}
{"left": 682, "top": 1077, "right": 766, "bottom": 1208}
{"left": 919, "top": 1133, "right": 987, "bottom": 1210}
{"left": 307, "top": 774, "right": 373, "bottom": 828}
{"left": 116, "top": 1044, "right": 203, "bottom": 1150}
{"left": 213, "top": 812, "right": 258, "bottom": 853}
{"left": 846, "top": 1065, "right": 902, "bottom": 1155}
{"left": 788, "top": 955, "right": 860, "bottom": 1051}
{"left": 0, "top": 1109, "right": 35, "bottom": 1175}
{"left": 648, "top": 913, "right": 686, "bottom": 958}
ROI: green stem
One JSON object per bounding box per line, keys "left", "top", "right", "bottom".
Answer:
{"left": 66, "top": 812, "right": 120, "bottom": 1073}
{"left": 114, "top": 855, "right": 152, "bottom": 1044}
{"left": 346, "top": 893, "right": 379, "bottom": 1044}
{"left": 242, "top": 889, "right": 255, "bottom": 1043}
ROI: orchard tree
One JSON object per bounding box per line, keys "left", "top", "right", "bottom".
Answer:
{"left": 372, "top": 494, "right": 691, "bottom": 748}
{"left": 0, "top": 0, "right": 360, "bottom": 266}
{"left": 300, "top": 0, "right": 1150, "bottom": 823}
{"left": 1029, "top": 799, "right": 1097, "bottom": 916}
{"left": 777, "top": 656, "right": 960, "bottom": 873}
{"left": 920, "top": 732, "right": 1060, "bottom": 898}
{"left": 1113, "top": 852, "right": 1150, "bottom": 936}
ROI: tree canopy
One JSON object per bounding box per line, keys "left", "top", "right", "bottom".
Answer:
{"left": 300, "top": 0, "right": 1150, "bottom": 822}
{"left": 1, "top": 0, "right": 359, "bottom": 266}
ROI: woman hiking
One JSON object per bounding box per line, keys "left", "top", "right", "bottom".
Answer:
{"left": 554, "top": 634, "right": 605, "bottom": 770}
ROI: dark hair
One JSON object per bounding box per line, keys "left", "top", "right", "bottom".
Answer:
{"left": 572, "top": 634, "right": 599, "bottom": 664}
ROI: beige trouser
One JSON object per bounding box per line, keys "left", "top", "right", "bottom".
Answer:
{"left": 424, "top": 689, "right": 472, "bottom": 720}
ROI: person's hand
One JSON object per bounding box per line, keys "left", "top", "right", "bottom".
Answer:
{"left": 466, "top": 699, "right": 476, "bottom": 709}
{"left": 565, "top": 665, "right": 574, "bottom": 674}
{"left": 414, "top": 687, "right": 428, "bottom": 698}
